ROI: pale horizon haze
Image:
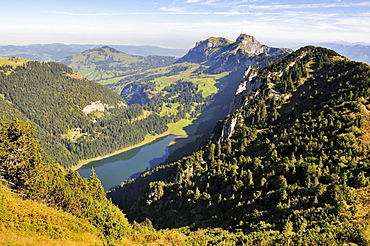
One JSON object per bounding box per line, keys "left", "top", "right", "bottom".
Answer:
{"left": 1, "top": 0, "right": 370, "bottom": 50}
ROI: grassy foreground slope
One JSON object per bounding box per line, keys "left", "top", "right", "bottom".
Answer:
{"left": 0, "top": 184, "right": 104, "bottom": 246}
{"left": 0, "top": 183, "right": 243, "bottom": 246}
{"left": 0, "top": 119, "right": 257, "bottom": 246}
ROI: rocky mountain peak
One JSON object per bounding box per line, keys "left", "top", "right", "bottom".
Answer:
{"left": 187, "top": 37, "right": 232, "bottom": 57}
{"left": 195, "top": 37, "right": 232, "bottom": 49}
{"left": 233, "top": 34, "right": 289, "bottom": 56}
{"left": 176, "top": 34, "right": 292, "bottom": 72}
{"left": 96, "top": 46, "right": 121, "bottom": 53}
{"left": 235, "top": 34, "right": 260, "bottom": 44}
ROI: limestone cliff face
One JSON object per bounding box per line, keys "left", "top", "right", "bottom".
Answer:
{"left": 177, "top": 37, "right": 233, "bottom": 64}
{"left": 219, "top": 115, "right": 241, "bottom": 142}
{"left": 219, "top": 66, "right": 266, "bottom": 142}
{"left": 82, "top": 100, "right": 126, "bottom": 115}
{"left": 235, "top": 34, "right": 287, "bottom": 56}
{"left": 228, "top": 66, "right": 264, "bottom": 115}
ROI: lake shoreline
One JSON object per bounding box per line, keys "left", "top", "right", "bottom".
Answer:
{"left": 71, "top": 131, "right": 187, "bottom": 171}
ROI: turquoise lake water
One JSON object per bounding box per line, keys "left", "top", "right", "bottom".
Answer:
{"left": 77, "top": 135, "right": 179, "bottom": 191}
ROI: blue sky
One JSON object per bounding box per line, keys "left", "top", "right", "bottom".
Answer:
{"left": 1, "top": 0, "right": 369, "bottom": 49}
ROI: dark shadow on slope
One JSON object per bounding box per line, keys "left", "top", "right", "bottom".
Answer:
{"left": 164, "top": 68, "right": 246, "bottom": 164}
{"left": 107, "top": 166, "right": 176, "bottom": 214}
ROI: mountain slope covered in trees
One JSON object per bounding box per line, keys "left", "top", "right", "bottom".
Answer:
{"left": 2, "top": 42, "right": 370, "bottom": 245}
{"left": 0, "top": 57, "right": 177, "bottom": 168}
{"left": 108, "top": 46, "right": 370, "bottom": 245}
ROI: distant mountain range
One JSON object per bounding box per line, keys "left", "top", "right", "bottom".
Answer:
{"left": 0, "top": 41, "right": 368, "bottom": 65}
{"left": 0, "top": 43, "right": 187, "bottom": 61}
{"left": 314, "top": 42, "right": 370, "bottom": 64}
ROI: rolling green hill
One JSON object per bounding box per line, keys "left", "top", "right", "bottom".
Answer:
{"left": 108, "top": 46, "right": 370, "bottom": 245}
{"left": 58, "top": 46, "right": 177, "bottom": 85}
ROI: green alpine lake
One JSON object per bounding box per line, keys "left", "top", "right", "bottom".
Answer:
{"left": 77, "top": 135, "right": 179, "bottom": 191}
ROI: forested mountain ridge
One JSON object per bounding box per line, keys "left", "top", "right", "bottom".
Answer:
{"left": 315, "top": 42, "right": 370, "bottom": 64}
{"left": 108, "top": 46, "right": 370, "bottom": 245}
{"left": 0, "top": 57, "right": 175, "bottom": 168}
{"left": 2, "top": 44, "right": 370, "bottom": 245}
{"left": 58, "top": 46, "right": 177, "bottom": 85}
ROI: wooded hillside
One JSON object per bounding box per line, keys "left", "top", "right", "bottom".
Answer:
{"left": 109, "top": 46, "right": 370, "bottom": 245}
{"left": 0, "top": 58, "right": 173, "bottom": 168}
